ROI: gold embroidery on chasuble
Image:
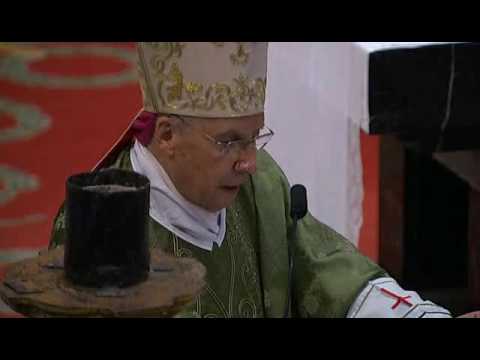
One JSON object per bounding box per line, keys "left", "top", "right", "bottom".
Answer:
{"left": 171, "top": 196, "right": 264, "bottom": 318}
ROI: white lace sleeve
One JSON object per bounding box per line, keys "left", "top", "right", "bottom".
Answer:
{"left": 347, "top": 277, "right": 452, "bottom": 318}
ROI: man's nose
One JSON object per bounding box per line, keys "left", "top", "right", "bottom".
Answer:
{"left": 234, "top": 147, "right": 257, "bottom": 175}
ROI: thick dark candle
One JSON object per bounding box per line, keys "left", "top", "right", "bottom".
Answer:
{"left": 64, "top": 169, "right": 150, "bottom": 288}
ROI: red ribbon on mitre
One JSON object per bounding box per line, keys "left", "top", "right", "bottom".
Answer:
{"left": 93, "top": 109, "right": 158, "bottom": 171}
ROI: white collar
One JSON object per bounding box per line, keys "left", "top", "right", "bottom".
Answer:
{"left": 130, "top": 140, "right": 226, "bottom": 251}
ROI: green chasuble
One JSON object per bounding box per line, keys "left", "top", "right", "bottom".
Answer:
{"left": 50, "top": 145, "right": 387, "bottom": 318}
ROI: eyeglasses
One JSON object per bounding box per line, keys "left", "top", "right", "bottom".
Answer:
{"left": 168, "top": 114, "right": 274, "bottom": 156}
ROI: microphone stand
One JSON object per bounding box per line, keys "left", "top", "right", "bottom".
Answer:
{"left": 284, "top": 185, "right": 307, "bottom": 318}
{"left": 284, "top": 215, "right": 298, "bottom": 317}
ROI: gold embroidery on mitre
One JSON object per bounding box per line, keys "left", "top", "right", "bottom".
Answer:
{"left": 165, "top": 62, "right": 184, "bottom": 103}
{"left": 229, "top": 74, "right": 266, "bottom": 113}
{"left": 230, "top": 43, "right": 250, "bottom": 66}
{"left": 136, "top": 51, "right": 155, "bottom": 112}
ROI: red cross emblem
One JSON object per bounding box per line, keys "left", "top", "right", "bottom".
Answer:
{"left": 380, "top": 288, "right": 413, "bottom": 310}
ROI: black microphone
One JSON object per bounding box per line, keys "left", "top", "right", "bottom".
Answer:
{"left": 290, "top": 184, "right": 308, "bottom": 220}
{"left": 284, "top": 184, "right": 308, "bottom": 317}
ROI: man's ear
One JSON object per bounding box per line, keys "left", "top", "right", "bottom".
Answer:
{"left": 150, "top": 115, "right": 175, "bottom": 155}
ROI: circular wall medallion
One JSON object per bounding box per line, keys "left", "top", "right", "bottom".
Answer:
{"left": 0, "top": 165, "right": 39, "bottom": 206}
{"left": 0, "top": 97, "right": 51, "bottom": 143}
{"left": 0, "top": 46, "right": 137, "bottom": 88}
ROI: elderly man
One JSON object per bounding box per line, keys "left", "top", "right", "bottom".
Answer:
{"left": 50, "top": 42, "right": 468, "bottom": 318}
